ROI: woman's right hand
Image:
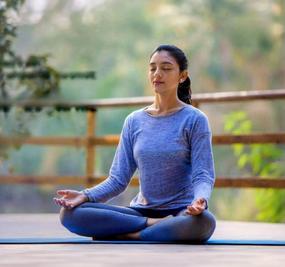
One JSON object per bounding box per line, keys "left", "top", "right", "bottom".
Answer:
{"left": 53, "top": 189, "right": 88, "bottom": 209}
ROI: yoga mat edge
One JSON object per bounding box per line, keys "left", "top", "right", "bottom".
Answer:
{"left": 0, "top": 237, "right": 285, "bottom": 246}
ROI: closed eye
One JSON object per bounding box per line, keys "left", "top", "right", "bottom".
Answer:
{"left": 149, "top": 68, "right": 172, "bottom": 71}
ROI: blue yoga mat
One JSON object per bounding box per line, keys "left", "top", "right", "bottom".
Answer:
{"left": 0, "top": 237, "right": 285, "bottom": 246}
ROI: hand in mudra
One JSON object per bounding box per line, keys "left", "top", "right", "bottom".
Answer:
{"left": 53, "top": 190, "right": 88, "bottom": 209}
{"left": 185, "top": 198, "right": 207, "bottom": 216}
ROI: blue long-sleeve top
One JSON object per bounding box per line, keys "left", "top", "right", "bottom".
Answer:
{"left": 82, "top": 104, "right": 215, "bottom": 210}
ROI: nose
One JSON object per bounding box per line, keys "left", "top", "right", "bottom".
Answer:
{"left": 153, "top": 68, "right": 162, "bottom": 78}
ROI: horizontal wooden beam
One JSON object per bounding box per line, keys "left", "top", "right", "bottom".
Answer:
{"left": 0, "top": 175, "right": 285, "bottom": 188}
{"left": 215, "top": 177, "right": 285, "bottom": 188}
{"left": 96, "top": 133, "right": 285, "bottom": 145}
{"left": 94, "top": 135, "right": 119, "bottom": 146}
{"left": 1, "top": 133, "right": 285, "bottom": 147}
{"left": 0, "top": 89, "right": 285, "bottom": 110}
{"left": 194, "top": 89, "right": 285, "bottom": 103}
{"left": 0, "top": 136, "right": 86, "bottom": 147}
{"left": 212, "top": 133, "right": 285, "bottom": 144}
{"left": 0, "top": 175, "right": 86, "bottom": 185}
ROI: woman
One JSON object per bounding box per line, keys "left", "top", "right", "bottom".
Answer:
{"left": 54, "top": 44, "right": 216, "bottom": 243}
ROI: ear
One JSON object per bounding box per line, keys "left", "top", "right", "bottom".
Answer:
{"left": 179, "top": 70, "right": 189, "bottom": 83}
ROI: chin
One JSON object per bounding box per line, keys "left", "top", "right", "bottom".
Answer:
{"left": 153, "top": 85, "right": 165, "bottom": 92}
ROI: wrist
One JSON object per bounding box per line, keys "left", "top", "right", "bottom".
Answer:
{"left": 193, "top": 197, "right": 208, "bottom": 209}
{"left": 80, "top": 191, "right": 90, "bottom": 202}
{"left": 201, "top": 198, "right": 208, "bottom": 209}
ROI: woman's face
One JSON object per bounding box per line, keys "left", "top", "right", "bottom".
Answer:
{"left": 148, "top": 50, "right": 186, "bottom": 95}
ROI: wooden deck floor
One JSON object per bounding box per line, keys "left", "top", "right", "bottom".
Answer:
{"left": 0, "top": 214, "right": 284, "bottom": 267}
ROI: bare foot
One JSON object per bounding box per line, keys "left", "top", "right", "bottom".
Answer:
{"left": 111, "top": 215, "right": 174, "bottom": 240}
{"left": 146, "top": 214, "right": 174, "bottom": 226}
{"left": 114, "top": 231, "right": 141, "bottom": 240}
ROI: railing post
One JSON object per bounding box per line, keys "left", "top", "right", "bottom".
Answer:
{"left": 85, "top": 109, "right": 96, "bottom": 188}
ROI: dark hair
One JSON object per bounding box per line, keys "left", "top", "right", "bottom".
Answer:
{"left": 150, "top": 44, "right": 192, "bottom": 105}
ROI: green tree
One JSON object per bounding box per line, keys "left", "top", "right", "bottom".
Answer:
{"left": 0, "top": 0, "right": 60, "bottom": 100}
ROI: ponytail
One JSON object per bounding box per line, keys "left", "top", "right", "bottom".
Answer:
{"left": 177, "top": 76, "right": 192, "bottom": 105}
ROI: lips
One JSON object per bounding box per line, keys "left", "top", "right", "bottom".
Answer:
{"left": 153, "top": 81, "right": 164, "bottom": 85}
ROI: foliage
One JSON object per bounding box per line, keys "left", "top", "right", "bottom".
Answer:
{"left": 0, "top": 0, "right": 60, "bottom": 100}
{"left": 0, "top": 0, "right": 61, "bottom": 162}
{"left": 224, "top": 111, "right": 285, "bottom": 222}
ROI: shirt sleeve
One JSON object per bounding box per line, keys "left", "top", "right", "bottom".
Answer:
{"left": 82, "top": 114, "right": 137, "bottom": 202}
{"left": 189, "top": 112, "right": 216, "bottom": 209}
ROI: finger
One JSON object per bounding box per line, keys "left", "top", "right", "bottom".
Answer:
{"left": 53, "top": 198, "right": 60, "bottom": 206}
{"left": 193, "top": 206, "right": 204, "bottom": 213}
{"left": 190, "top": 203, "right": 206, "bottom": 213}
{"left": 58, "top": 199, "right": 66, "bottom": 207}
{"left": 187, "top": 205, "right": 200, "bottom": 212}
{"left": 54, "top": 198, "right": 63, "bottom": 205}
{"left": 55, "top": 199, "right": 62, "bottom": 206}
{"left": 192, "top": 204, "right": 204, "bottom": 211}
{"left": 62, "top": 199, "right": 74, "bottom": 209}
{"left": 198, "top": 201, "right": 206, "bottom": 209}
{"left": 57, "top": 190, "right": 69, "bottom": 196}
{"left": 192, "top": 200, "right": 205, "bottom": 209}
{"left": 55, "top": 199, "right": 65, "bottom": 208}
{"left": 187, "top": 206, "right": 193, "bottom": 211}
{"left": 54, "top": 197, "right": 72, "bottom": 209}
{"left": 187, "top": 206, "right": 201, "bottom": 214}
{"left": 185, "top": 209, "right": 199, "bottom": 215}
{"left": 186, "top": 208, "right": 201, "bottom": 216}
{"left": 197, "top": 198, "right": 204, "bottom": 203}
{"left": 196, "top": 198, "right": 206, "bottom": 208}
{"left": 186, "top": 207, "right": 195, "bottom": 215}
{"left": 187, "top": 210, "right": 200, "bottom": 215}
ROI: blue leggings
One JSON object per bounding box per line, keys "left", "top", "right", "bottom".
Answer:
{"left": 59, "top": 202, "right": 216, "bottom": 243}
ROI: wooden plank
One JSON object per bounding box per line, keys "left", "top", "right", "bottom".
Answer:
{"left": 194, "top": 88, "right": 285, "bottom": 103}
{"left": 0, "top": 89, "right": 285, "bottom": 110}
{"left": 0, "top": 136, "right": 86, "bottom": 146}
{"left": 212, "top": 133, "right": 285, "bottom": 144}
{"left": 215, "top": 178, "right": 285, "bottom": 188}
{"left": 1, "top": 133, "right": 285, "bottom": 146}
{"left": 1, "top": 175, "right": 285, "bottom": 188}
{"left": 94, "top": 133, "right": 285, "bottom": 145}
{"left": 0, "top": 175, "right": 85, "bottom": 185}
{"left": 93, "top": 135, "right": 119, "bottom": 145}
{"left": 0, "top": 175, "right": 129, "bottom": 185}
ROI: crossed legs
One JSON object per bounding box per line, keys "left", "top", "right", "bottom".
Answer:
{"left": 59, "top": 202, "right": 216, "bottom": 242}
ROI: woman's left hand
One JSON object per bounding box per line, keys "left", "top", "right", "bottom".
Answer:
{"left": 185, "top": 198, "right": 207, "bottom": 216}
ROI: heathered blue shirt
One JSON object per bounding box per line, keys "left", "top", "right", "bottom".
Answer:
{"left": 83, "top": 104, "right": 215, "bottom": 210}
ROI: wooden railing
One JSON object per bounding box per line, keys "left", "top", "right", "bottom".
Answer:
{"left": 1, "top": 89, "right": 285, "bottom": 188}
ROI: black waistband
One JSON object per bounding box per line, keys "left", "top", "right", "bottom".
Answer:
{"left": 128, "top": 206, "right": 187, "bottom": 218}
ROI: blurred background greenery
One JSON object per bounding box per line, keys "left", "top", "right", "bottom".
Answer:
{"left": 0, "top": 0, "right": 284, "bottom": 222}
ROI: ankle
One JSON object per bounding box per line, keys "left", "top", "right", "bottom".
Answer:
{"left": 146, "top": 217, "right": 151, "bottom": 227}
{"left": 146, "top": 215, "right": 174, "bottom": 227}
{"left": 146, "top": 217, "right": 161, "bottom": 226}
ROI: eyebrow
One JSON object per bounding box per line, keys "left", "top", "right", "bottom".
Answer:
{"left": 149, "top": 61, "right": 174, "bottom": 66}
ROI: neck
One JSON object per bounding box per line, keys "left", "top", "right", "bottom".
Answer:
{"left": 153, "top": 93, "right": 185, "bottom": 112}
